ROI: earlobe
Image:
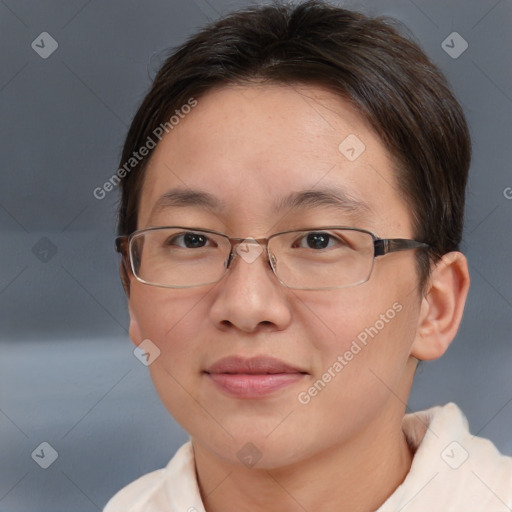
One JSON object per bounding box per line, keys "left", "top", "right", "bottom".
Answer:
{"left": 411, "top": 251, "right": 470, "bottom": 361}
{"left": 128, "top": 302, "right": 142, "bottom": 348}
{"left": 121, "top": 259, "right": 140, "bottom": 347}
{"left": 120, "top": 261, "right": 131, "bottom": 297}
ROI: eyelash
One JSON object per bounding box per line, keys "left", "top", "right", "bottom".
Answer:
{"left": 166, "top": 230, "right": 348, "bottom": 250}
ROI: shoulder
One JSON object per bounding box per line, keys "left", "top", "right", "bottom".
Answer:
{"left": 411, "top": 402, "right": 512, "bottom": 478}
{"left": 103, "top": 468, "right": 166, "bottom": 512}
{"left": 103, "top": 442, "right": 197, "bottom": 512}
{"left": 380, "top": 402, "right": 512, "bottom": 511}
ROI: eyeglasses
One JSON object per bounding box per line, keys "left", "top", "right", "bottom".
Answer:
{"left": 115, "top": 226, "right": 429, "bottom": 290}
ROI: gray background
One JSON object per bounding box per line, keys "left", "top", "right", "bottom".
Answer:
{"left": 1, "top": 0, "right": 511, "bottom": 510}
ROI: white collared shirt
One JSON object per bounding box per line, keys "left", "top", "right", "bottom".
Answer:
{"left": 104, "top": 403, "right": 512, "bottom": 511}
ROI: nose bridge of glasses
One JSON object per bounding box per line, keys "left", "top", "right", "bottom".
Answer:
{"left": 225, "top": 236, "right": 274, "bottom": 270}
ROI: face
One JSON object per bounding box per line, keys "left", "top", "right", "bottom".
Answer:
{"left": 128, "top": 84, "right": 423, "bottom": 469}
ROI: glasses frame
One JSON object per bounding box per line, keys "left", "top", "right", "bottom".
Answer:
{"left": 115, "top": 225, "right": 430, "bottom": 290}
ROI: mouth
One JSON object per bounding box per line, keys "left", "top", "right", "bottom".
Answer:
{"left": 204, "top": 356, "right": 308, "bottom": 399}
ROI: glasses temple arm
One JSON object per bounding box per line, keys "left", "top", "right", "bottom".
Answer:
{"left": 374, "top": 238, "right": 430, "bottom": 257}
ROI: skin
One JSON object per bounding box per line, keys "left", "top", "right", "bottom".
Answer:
{"left": 126, "top": 83, "right": 470, "bottom": 512}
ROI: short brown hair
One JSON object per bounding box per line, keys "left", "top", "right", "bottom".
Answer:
{"left": 116, "top": 0, "right": 471, "bottom": 295}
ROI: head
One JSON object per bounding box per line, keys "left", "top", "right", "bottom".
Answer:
{"left": 115, "top": 1, "right": 470, "bottom": 469}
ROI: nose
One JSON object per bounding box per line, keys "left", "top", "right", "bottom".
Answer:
{"left": 209, "top": 242, "right": 292, "bottom": 333}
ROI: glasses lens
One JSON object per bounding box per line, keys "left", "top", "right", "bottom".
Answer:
{"left": 269, "top": 228, "right": 375, "bottom": 290}
{"left": 131, "top": 228, "right": 230, "bottom": 288}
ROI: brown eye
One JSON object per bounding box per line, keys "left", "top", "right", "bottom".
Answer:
{"left": 305, "top": 232, "right": 330, "bottom": 249}
{"left": 167, "top": 232, "right": 211, "bottom": 249}
{"left": 293, "top": 232, "right": 344, "bottom": 250}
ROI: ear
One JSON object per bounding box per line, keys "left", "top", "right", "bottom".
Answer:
{"left": 116, "top": 236, "right": 132, "bottom": 297}
{"left": 128, "top": 301, "right": 142, "bottom": 348}
{"left": 411, "top": 251, "right": 470, "bottom": 361}
{"left": 119, "top": 259, "right": 131, "bottom": 297}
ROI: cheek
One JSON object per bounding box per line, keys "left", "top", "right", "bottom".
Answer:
{"left": 129, "top": 284, "right": 218, "bottom": 431}
{"left": 131, "top": 283, "right": 206, "bottom": 339}
{"left": 129, "top": 284, "right": 215, "bottom": 379}
{"left": 291, "top": 290, "right": 418, "bottom": 431}
{"left": 300, "top": 282, "right": 419, "bottom": 384}
{"left": 273, "top": 292, "right": 419, "bottom": 461}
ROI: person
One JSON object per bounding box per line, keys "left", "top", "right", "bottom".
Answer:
{"left": 105, "top": 1, "right": 512, "bottom": 510}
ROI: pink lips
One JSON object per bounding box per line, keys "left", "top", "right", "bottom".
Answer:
{"left": 205, "top": 356, "right": 307, "bottom": 398}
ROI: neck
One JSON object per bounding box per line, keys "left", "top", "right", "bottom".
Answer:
{"left": 193, "top": 407, "right": 414, "bottom": 512}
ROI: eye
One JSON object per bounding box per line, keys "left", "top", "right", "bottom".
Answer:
{"left": 166, "top": 231, "right": 212, "bottom": 249}
{"left": 293, "top": 231, "right": 345, "bottom": 250}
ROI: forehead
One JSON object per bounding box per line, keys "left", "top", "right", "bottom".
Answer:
{"left": 138, "top": 83, "right": 412, "bottom": 236}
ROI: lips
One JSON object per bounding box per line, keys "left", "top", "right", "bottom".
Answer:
{"left": 206, "top": 356, "right": 305, "bottom": 375}
{"left": 204, "top": 356, "right": 307, "bottom": 398}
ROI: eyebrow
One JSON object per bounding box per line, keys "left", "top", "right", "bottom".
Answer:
{"left": 152, "top": 189, "right": 223, "bottom": 214}
{"left": 151, "top": 186, "right": 372, "bottom": 218}
{"left": 274, "top": 187, "right": 372, "bottom": 216}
